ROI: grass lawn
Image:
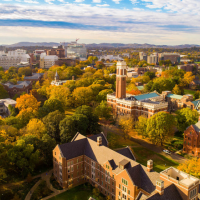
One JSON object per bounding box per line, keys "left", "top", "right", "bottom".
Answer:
{"left": 65, "top": 108, "right": 76, "bottom": 116}
{"left": 132, "top": 147, "right": 179, "bottom": 172}
{"left": 184, "top": 89, "right": 196, "bottom": 96}
{"left": 49, "top": 184, "right": 105, "bottom": 200}
{"left": 107, "top": 132, "right": 139, "bottom": 149}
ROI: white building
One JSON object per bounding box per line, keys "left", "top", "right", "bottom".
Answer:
{"left": 99, "top": 55, "right": 123, "bottom": 61}
{"left": 40, "top": 53, "right": 58, "bottom": 69}
{"left": 0, "top": 98, "right": 17, "bottom": 117}
{"left": 0, "top": 49, "right": 30, "bottom": 70}
{"left": 66, "top": 41, "right": 87, "bottom": 60}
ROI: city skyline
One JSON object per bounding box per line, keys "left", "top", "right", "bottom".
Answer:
{"left": 0, "top": 0, "right": 200, "bottom": 45}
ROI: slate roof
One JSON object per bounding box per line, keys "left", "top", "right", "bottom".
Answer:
{"left": 58, "top": 132, "right": 160, "bottom": 194}
{"left": 89, "top": 133, "right": 108, "bottom": 147}
{"left": 191, "top": 121, "right": 200, "bottom": 133}
{"left": 3, "top": 81, "right": 31, "bottom": 89}
{"left": 167, "top": 94, "right": 183, "bottom": 100}
{"left": 147, "top": 184, "right": 182, "bottom": 200}
{"left": 24, "top": 73, "right": 44, "bottom": 80}
{"left": 134, "top": 93, "right": 159, "bottom": 101}
{"left": 116, "top": 147, "right": 136, "bottom": 161}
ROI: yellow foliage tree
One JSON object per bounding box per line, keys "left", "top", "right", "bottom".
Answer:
{"left": 46, "top": 85, "right": 72, "bottom": 109}
{"left": 181, "top": 72, "right": 195, "bottom": 87}
{"left": 172, "top": 84, "right": 182, "bottom": 95}
{"left": 177, "top": 158, "right": 200, "bottom": 178}
{"left": 72, "top": 87, "right": 93, "bottom": 107}
{"left": 26, "top": 118, "right": 46, "bottom": 138}
{"left": 118, "top": 116, "right": 135, "bottom": 139}
{"left": 16, "top": 94, "right": 40, "bottom": 111}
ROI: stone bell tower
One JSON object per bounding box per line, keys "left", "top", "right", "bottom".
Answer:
{"left": 116, "top": 61, "right": 127, "bottom": 99}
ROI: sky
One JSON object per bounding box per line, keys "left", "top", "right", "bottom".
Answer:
{"left": 0, "top": 0, "right": 200, "bottom": 45}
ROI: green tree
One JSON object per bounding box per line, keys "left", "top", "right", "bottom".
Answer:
{"left": 176, "top": 108, "right": 199, "bottom": 132}
{"left": 18, "top": 66, "right": 32, "bottom": 76}
{"left": 146, "top": 112, "right": 176, "bottom": 146}
{"left": 75, "top": 105, "right": 100, "bottom": 135}
{"left": 43, "top": 110, "right": 65, "bottom": 142}
{"left": 194, "top": 91, "right": 200, "bottom": 100}
{"left": 0, "top": 84, "right": 9, "bottom": 99}
{"left": 95, "top": 101, "right": 112, "bottom": 120}
{"left": 43, "top": 98, "right": 64, "bottom": 113}
{"left": 97, "top": 89, "right": 113, "bottom": 102}
{"left": 144, "top": 71, "right": 155, "bottom": 80}
{"left": 7, "top": 138, "right": 40, "bottom": 176}
{"left": 59, "top": 114, "right": 89, "bottom": 143}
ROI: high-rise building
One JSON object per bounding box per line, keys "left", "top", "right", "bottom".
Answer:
{"left": 147, "top": 53, "right": 158, "bottom": 65}
{"left": 158, "top": 53, "right": 180, "bottom": 64}
{"left": 67, "top": 41, "right": 87, "bottom": 60}
{"left": 139, "top": 52, "right": 147, "bottom": 61}
{"left": 40, "top": 53, "right": 58, "bottom": 69}
{"left": 0, "top": 49, "right": 30, "bottom": 70}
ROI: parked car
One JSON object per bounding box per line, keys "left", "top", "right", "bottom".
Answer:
{"left": 163, "top": 150, "right": 171, "bottom": 155}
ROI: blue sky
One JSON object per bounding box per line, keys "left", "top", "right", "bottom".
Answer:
{"left": 0, "top": 0, "right": 200, "bottom": 45}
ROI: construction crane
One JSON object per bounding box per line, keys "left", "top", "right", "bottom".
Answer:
{"left": 76, "top": 38, "right": 79, "bottom": 43}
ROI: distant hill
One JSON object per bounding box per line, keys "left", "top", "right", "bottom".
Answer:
{"left": 3, "top": 42, "right": 200, "bottom": 49}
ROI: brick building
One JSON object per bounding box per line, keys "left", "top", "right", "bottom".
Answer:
{"left": 162, "top": 91, "right": 200, "bottom": 112}
{"left": 107, "top": 61, "right": 168, "bottom": 120}
{"left": 53, "top": 132, "right": 199, "bottom": 200}
{"left": 183, "top": 119, "right": 200, "bottom": 157}
{"left": 24, "top": 73, "right": 44, "bottom": 83}
{"left": 46, "top": 45, "right": 65, "bottom": 58}
{"left": 2, "top": 81, "right": 32, "bottom": 98}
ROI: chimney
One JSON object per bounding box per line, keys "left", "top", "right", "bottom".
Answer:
{"left": 147, "top": 160, "right": 153, "bottom": 172}
{"left": 156, "top": 180, "right": 164, "bottom": 195}
{"left": 97, "top": 136, "right": 102, "bottom": 146}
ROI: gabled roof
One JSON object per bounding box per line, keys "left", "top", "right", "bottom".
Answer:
{"left": 89, "top": 133, "right": 108, "bottom": 147}
{"left": 191, "top": 121, "right": 200, "bottom": 133}
{"left": 58, "top": 132, "right": 160, "bottom": 193}
{"left": 134, "top": 93, "right": 159, "bottom": 101}
{"left": 116, "top": 147, "right": 136, "bottom": 161}
{"left": 147, "top": 184, "right": 182, "bottom": 200}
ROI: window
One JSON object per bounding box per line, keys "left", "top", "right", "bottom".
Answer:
{"left": 119, "top": 191, "right": 121, "bottom": 196}
{"left": 119, "top": 184, "right": 121, "bottom": 189}
{"left": 128, "top": 190, "right": 130, "bottom": 195}
{"left": 112, "top": 175, "right": 114, "bottom": 178}
{"left": 55, "top": 152, "right": 56, "bottom": 155}
{"left": 77, "top": 165, "right": 79, "bottom": 169}
{"left": 122, "top": 178, "right": 128, "bottom": 186}
{"left": 71, "top": 161, "right": 73, "bottom": 165}
{"left": 77, "top": 159, "right": 79, "bottom": 163}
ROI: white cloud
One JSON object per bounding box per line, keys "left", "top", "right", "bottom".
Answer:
{"left": 44, "top": 0, "right": 55, "bottom": 4}
{"left": 112, "top": 0, "right": 121, "bottom": 4}
{"left": 96, "top": 4, "right": 109, "bottom": 6}
{"left": 93, "top": 0, "right": 101, "bottom": 3}
{"left": 74, "top": 0, "right": 84, "bottom": 2}
{"left": 58, "top": 0, "right": 65, "bottom": 2}
{"left": 3, "top": 0, "right": 12, "bottom": 2}
{"left": 24, "top": 0, "right": 39, "bottom": 3}
{"left": 130, "top": 0, "right": 137, "bottom": 4}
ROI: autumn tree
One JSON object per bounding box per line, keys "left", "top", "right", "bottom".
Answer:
{"left": 26, "top": 118, "right": 46, "bottom": 138}
{"left": 135, "top": 115, "right": 148, "bottom": 138}
{"left": 172, "top": 84, "right": 182, "bottom": 95}
{"left": 0, "top": 84, "right": 9, "bottom": 99}
{"left": 181, "top": 72, "right": 195, "bottom": 87}
{"left": 178, "top": 158, "right": 200, "bottom": 178}
{"left": 176, "top": 108, "right": 199, "bottom": 132}
{"left": 16, "top": 94, "right": 40, "bottom": 111}
{"left": 97, "top": 89, "right": 113, "bottom": 102}
{"left": 146, "top": 112, "right": 176, "bottom": 146}
{"left": 47, "top": 86, "right": 72, "bottom": 109}
{"left": 118, "top": 116, "right": 135, "bottom": 139}
{"left": 72, "top": 87, "right": 93, "bottom": 107}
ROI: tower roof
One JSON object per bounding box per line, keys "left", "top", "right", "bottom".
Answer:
{"left": 55, "top": 70, "right": 59, "bottom": 79}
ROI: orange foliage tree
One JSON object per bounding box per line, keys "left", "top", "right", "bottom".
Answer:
{"left": 126, "top": 90, "right": 141, "bottom": 95}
